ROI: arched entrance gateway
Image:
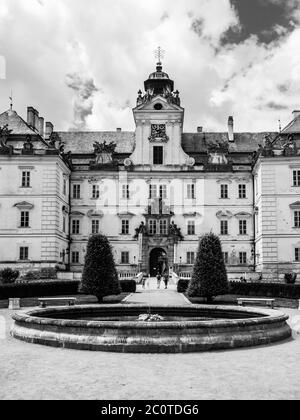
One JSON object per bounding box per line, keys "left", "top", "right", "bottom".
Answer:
{"left": 149, "top": 248, "right": 168, "bottom": 277}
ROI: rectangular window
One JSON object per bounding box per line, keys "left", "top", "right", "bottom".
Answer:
{"left": 63, "top": 179, "right": 67, "bottom": 196}
{"left": 149, "top": 185, "right": 157, "bottom": 199}
{"left": 20, "top": 211, "right": 30, "bottom": 228}
{"left": 239, "top": 184, "right": 246, "bottom": 199}
{"left": 160, "top": 219, "right": 168, "bottom": 235}
{"left": 92, "top": 220, "right": 100, "bottom": 234}
{"left": 223, "top": 252, "right": 229, "bottom": 265}
{"left": 220, "top": 184, "right": 228, "bottom": 199}
{"left": 19, "top": 247, "right": 29, "bottom": 261}
{"left": 149, "top": 220, "right": 157, "bottom": 235}
{"left": 187, "top": 184, "right": 195, "bottom": 199}
{"left": 187, "top": 252, "right": 195, "bottom": 265}
{"left": 63, "top": 215, "right": 66, "bottom": 233}
{"left": 293, "top": 170, "right": 300, "bottom": 187}
{"left": 239, "top": 220, "right": 247, "bottom": 235}
{"left": 121, "top": 220, "right": 129, "bottom": 235}
{"left": 153, "top": 146, "right": 163, "bottom": 165}
{"left": 295, "top": 248, "right": 300, "bottom": 262}
{"left": 239, "top": 252, "right": 247, "bottom": 265}
{"left": 72, "top": 220, "right": 80, "bottom": 235}
{"left": 294, "top": 211, "right": 300, "bottom": 228}
{"left": 121, "top": 252, "right": 129, "bottom": 265}
{"left": 187, "top": 221, "right": 195, "bottom": 236}
{"left": 72, "top": 251, "right": 79, "bottom": 264}
{"left": 122, "top": 184, "right": 130, "bottom": 199}
{"left": 73, "top": 184, "right": 81, "bottom": 199}
{"left": 21, "top": 171, "right": 31, "bottom": 188}
{"left": 159, "top": 185, "right": 167, "bottom": 199}
{"left": 92, "top": 185, "right": 100, "bottom": 199}
{"left": 221, "top": 220, "right": 228, "bottom": 235}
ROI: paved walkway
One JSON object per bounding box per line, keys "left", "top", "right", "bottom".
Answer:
{"left": 125, "top": 277, "right": 190, "bottom": 306}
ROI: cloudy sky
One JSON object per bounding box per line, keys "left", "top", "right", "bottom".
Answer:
{"left": 1, "top": 0, "right": 300, "bottom": 133}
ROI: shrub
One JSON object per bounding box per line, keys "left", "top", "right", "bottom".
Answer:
{"left": 22, "top": 271, "right": 40, "bottom": 281}
{"left": 177, "top": 279, "right": 190, "bottom": 293}
{"left": 284, "top": 273, "right": 297, "bottom": 285}
{"left": 0, "top": 280, "right": 80, "bottom": 299}
{"left": 81, "top": 234, "right": 121, "bottom": 303}
{"left": 0, "top": 268, "right": 20, "bottom": 284}
{"left": 119, "top": 280, "right": 137, "bottom": 293}
{"left": 228, "top": 282, "right": 300, "bottom": 299}
{"left": 188, "top": 233, "right": 229, "bottom": 302}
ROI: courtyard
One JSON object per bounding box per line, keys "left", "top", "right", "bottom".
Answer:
{"left": 1, "top": 284, "right": 300, "bottom": 400}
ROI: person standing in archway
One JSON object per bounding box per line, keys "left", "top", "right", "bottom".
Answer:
{"left": 156, "top": 272, "right": 162, "bottom": 289}
{"left": 163, "top": 272, "right": 169, "bottom": 289}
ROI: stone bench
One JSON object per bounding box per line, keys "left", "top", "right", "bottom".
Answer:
{"left": 38, "top": 297, "right": 77, "bottom": 308}
{"left": 237, "top": 298, "right": 275, "bottom": 309}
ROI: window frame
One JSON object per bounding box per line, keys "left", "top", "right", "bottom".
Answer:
{"left": 220, "top": 220, "right": 229, "bottom": 236}
{"left": 121, "top": 251, "right": 130, "bottom": 265}
{"left": 220, "top": 184, "right": 228, "bottom": 199}
{"left": 238, "top": 184, "right": 247, "bottom": 199}
{"left": 121, "top": 219, "right": 130, "bottom": 235}
{"left": 153, "top": 146, "right": 164, "bottom": 165}
{"left": 294, "top": 211, "right": 300, "bottom": 228}
{"left": 293, "top": 170, "right": 300, "bottom": 187}
{"left": 187, "top": 184, "right": 195, "bottom": 200}
{"left": 239, "top": 252, "right": 247, "bottom": 265}
{"left": 19, "top": 246, "right": 29, "bottom": 261}
{"left": 73, "top": 184, "right": 81, "bottom": 199}
{"left": 72, "top": 251, "right": 80, "bottom": 264}
{"left": 72, "top": 219, "right": 80, "bottom": 235}
{"left": 91, "top": 219, "right": 100, "bottom": 235}
{"left": 239, "top": 220, "right": 248, "bottom": 235}
{"left": 187, "top": 220, "right": 196, "bottom": 236}
{"left": 20, "top": 211, "right": 30, "bottom": 228}
{"left": 21, "top": 171, "right": 31, "bottom": 188}
{"left": 187, "top": 252, "right": 195, "bottom": 265}
{"left": 92, "top": 185, "right": 100, "bottom": 199}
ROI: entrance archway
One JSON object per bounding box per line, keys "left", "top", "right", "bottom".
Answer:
{"left": 149, "top": 248, "right": 168, "bottom": 277}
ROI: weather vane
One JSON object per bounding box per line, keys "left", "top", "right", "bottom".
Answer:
{"left": 154, "top": 46, "right": 165, "bottom": 63}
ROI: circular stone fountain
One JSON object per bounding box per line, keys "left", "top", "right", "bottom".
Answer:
{"left": 11, "top": 304, "right": 291, "bottom": 353}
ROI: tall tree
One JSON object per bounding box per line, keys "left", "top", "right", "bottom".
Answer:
{"left": 81, "top": 234, "right": 121, "bottom": 303}
{"left": 188, "top": 233, "right": 228, "bottom": 302}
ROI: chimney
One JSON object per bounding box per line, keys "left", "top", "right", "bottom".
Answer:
{"left": 228, "top": 116, "right": 234, "bottom": 142}
{"left": 27, "top": 107, "right": 35, "bottom": 127}
{"left": 197, "top": 127, "right": 203, "bottom": 133}
{"left": 45, "top": 122, "right": 54, "bottom": 139}
{"left": 33, "top": 109, "right": 39, "bottom": 130}
{"left": 38, "top": 117, "right": 44, "bottom": 138}
{"left": 116, "top": 128, "right": 122, "bottom": 132}
{"left": 292, "top": 110, "right": 300, "bottom": 120}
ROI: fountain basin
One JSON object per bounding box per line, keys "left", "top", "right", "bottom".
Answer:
{"left": 11, "top": 304, "right": 292, "bottom": 353}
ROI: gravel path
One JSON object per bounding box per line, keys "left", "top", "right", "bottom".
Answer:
{"left": 0, "top": 290, "right": 300, "bottom": 400}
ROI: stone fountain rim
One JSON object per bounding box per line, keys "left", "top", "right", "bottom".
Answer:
{"left": 11, "top": 304, "right": 289, "bottom": 330}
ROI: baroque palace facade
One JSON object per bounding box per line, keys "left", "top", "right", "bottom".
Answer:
{"left": 1, "top": 61, "right": 300, "bottom": 281}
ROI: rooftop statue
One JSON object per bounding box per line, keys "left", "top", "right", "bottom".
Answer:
{"left": 0, "top": 124, "right": 12, "bottom": 148}
{"left": 93, "top": 141, "right": 117, "bottom": 155}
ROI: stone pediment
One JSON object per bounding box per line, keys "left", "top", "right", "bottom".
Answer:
{"left": 290, "top": 202, "right": 300, "bottom": 209}
{"left": 135, "top": 96, "right": 183, "bottom": 112}
{"left": 14, "top": 201, "right": 34, "bottom": 210}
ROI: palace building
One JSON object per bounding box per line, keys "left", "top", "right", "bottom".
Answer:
{"left": 0, "top": 60, "right": 300, "bottom": 282}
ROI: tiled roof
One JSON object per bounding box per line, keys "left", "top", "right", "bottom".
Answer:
{"left": 57, "top": 131, "right": 136, "bottom": 154}
{"left": 0, "top": 109, "right": 37, "bottom": 136}
{"left": 281, "top": 114, "right": 300, "bottom": 133}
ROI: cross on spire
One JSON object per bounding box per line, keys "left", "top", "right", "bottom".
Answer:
{"left": 154, "top": 46, "right": 165, "bottom": 64}
{"left": 9, "top": 89, "right": 13, "bottom": 110}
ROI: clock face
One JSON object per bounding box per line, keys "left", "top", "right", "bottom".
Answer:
{"left": 151, "top": 124, "right": 166, "bottom": 138}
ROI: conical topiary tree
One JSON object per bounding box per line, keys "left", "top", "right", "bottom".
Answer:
{"left": 187, "top": 233, "right": 228, "bottom": 303}
{"left": 81, "top": 234, "right": 121, "bottom": 303}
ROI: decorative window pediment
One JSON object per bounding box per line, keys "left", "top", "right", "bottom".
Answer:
{"left": 117, "top": 212, "right": 135, "bottom": 220}
{"left": 216, "top": 178, "right": 232, "bottom": 184}
{"left": 14, "top": 202, "right": 34, "bottom": 210}
{"left": 216, "top": 210, "right": 233, "bottom": 220}
{"left": 183, "top": 212, "right": 202, "bottom": 218}
{"left": 87, "top": 210, "right": 104, "bottom": 218}
{"left": 290, "top": 202, "right": 300, "bottom": 209}
{"left": 235, "top": 212, "right": 252, "bottom": 219}
{"left": 70, "top": 211, "right": 85, "bottom": 217}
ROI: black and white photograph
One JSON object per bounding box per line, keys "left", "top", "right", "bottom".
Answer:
{"left": 0, "top": 0, "right": 300, "bottom": 403}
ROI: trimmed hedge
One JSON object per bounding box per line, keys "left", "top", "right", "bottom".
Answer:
{"left": 119, "top": 280, "right": 137, "bottom": 293}
{"left": 0, "top": 280, "right": 80, "bottom": 300}
{"left": 177, "top": 279, "right": 300, "bottom": 299}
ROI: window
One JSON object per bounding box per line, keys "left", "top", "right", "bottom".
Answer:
{"left": 73, "top": 184, "right": 81, "bottom": 199}
{"left": 72, "top": 251, "right": 79, "bottom": 264}
{"left": 239, "top": 252, "right": 247, "bottom": 265}
{"left": 293, "top": 170, "right": 300, "bottom": 187}
{"left": 239, "top": 220, "right": 247, "bottom": 235}
{"left": 187, "top": 252, "right": 195, "bottom": 265}
{"left": 19, "top": 247, "right": 29, "bottom": 261}
{"left": 21, "top": 171, "right": 31, "bottom": 188}
{"left": 122, "top": 184, "right": 130, "bottom": 200}
{"left": 239, "top": 184, "right": 246, "bottom": 199}
{"left": 160, "top": 219, "right": 168, "bottom": 235}
{"left": 63, "top": 179, "right": 67, "bottom": 196}
{"left": 153, "top": 146, "right": 163, "bottom": 165}
{"left": 92, "top": 220, "right": 100, "bottom": 234}
{"left": 121, "top": 220, "right": 129, "bottom": 235}
{"left": 159, "top": 185, "right": 167, "bottom": 199}
{"left": 72, "top": 220, "right": 80, "bottom": 235}
{"left": 220, "top": 184, "right": 228, "bottom": 199}
{"left": 121, "top": 252, "right": 129, "bottom": 264}
{"left": 294, "top": 211, "right": 300, "bottom": 228}
{"left": 295, "top": 248, "right": 300, "bottom": 262}
{"left": 220, "top": 220, "right": 228, "bottom": 235}
{"left": 187, "top": 184, "right": 195, "bottom": 199}
{"left": 223, "top": 252, "right": 229, "bottom": 265}
{"left": 187, "top": 221, "right": 195, "bottom": 236}
{"left": 63, "top": 215, "right": 66, "bottom": 233}
{"left": 149, "top": 220, "right": 157, "bottom": 235}
{"left": 149, "top": 185, "right": 157, "bottom": 199}
{"left": 92, "top": 185, "right": 100, "bottom": 199}
{"left": 20, "top": 211, "right": 30, "bottom": 228}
